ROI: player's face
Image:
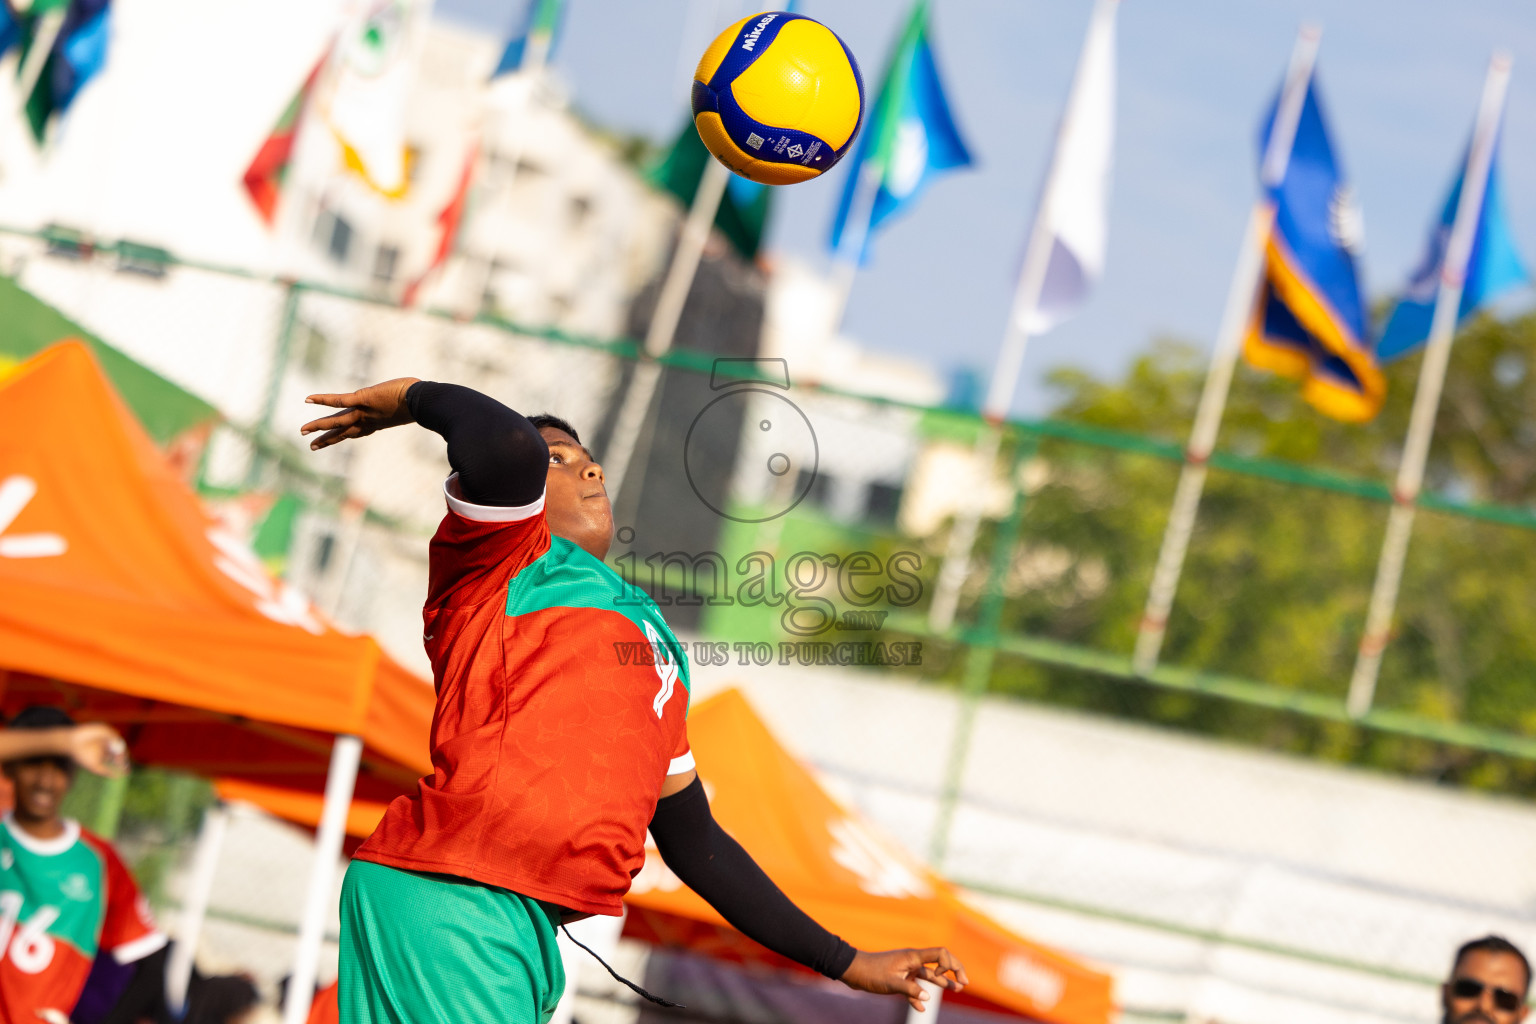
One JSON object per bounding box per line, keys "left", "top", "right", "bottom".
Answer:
{"left": 3, "top": 757, "right": 73, "bottom": 829}
{"left": 1443, "top": 951, "right": 1530, "bottom": 1024}
{"left": 541, "top": 427, "right": 613, "bottom": 560}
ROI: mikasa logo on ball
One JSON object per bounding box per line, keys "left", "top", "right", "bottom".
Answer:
{"left": 692, "top": 9, "right": 862, "bottom": 185}
{"left": 741, "top": 14, "right": 777, "bottom": 51}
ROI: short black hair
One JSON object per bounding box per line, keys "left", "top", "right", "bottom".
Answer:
{"left": 6, "top": 706, "right": 76, "bottom": 731}
{"left": 529, "top": 414, "right": 580, "bottom": 445}
{"left": 1454, "top": 935, "right": 1531, "bottom": 994}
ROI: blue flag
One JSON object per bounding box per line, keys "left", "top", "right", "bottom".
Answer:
{"left": 53, "top": 0, "right": 110, "bottom": 111}
{"left": 0, "top": 3, "right": 18, "bottom": 58}
{"left": 493, "top": 0, "right": 564, "bottom": 78}
{"left": 828, "top": 0, "right": 972, "bottom": 263}
{"left": 1377, "top": 134, "right": 1528, "bottom": 361}
{"left": 1243, "top": 69, "right": 1384, "bottom": 422}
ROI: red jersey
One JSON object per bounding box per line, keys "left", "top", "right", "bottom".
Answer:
{"left": 356, "top": 476, "right": 692, "bottom": 916}
{"left": 0, "top": 817, "right": 164, "bottom": 1024}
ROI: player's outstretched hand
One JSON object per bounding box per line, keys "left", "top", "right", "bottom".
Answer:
{"left": 67, "top": 723, "right": 130, "bottom": 778}
{"left": 301, "top": 377, "right": 422, "bottom": 450}
{"left": 841, "top": 948, "right": 968, "bottom": 1012}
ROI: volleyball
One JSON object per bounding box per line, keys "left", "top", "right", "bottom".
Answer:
{"left": 691, "top": 11, "right": 864, "bottom": 186}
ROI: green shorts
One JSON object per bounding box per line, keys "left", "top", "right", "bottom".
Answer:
{"left": 338, "top": 859, "right": 567, "bottom": 1024}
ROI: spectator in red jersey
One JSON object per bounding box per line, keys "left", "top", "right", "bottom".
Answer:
{"left": 0, "top": 707, "right": 164, "bottom": 1024}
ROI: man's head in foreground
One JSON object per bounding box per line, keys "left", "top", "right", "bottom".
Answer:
{"left": 2, "top": 706, "right": 78, "bottom": 838}
{"left": 1444, "top": 936, "right": 1530, "bottom": 1024}
{"left": 529, "top": 415, "right": 613, "bottom": 560}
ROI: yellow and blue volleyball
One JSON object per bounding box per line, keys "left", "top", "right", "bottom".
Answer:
{"left": 691, "top": 11, "right": 864, "bottom": 186}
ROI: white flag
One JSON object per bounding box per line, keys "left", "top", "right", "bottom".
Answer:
{"left": 324, "top": 0, "right": 425, "bottom": 198}
{"left": 1017, "top": 0, "right": 1117, "bottom": 334}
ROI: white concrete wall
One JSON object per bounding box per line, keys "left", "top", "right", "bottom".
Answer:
{"left": 0, "top": 7, "right": 680, "bottom": 681}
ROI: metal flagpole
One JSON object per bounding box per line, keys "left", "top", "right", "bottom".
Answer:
{"left": 600, "top": 0, "right": 736, "bottom": 509}
{"left": 825, "top": 160, "right": 886, "bottom": 339}
{"left": 922, "top": 234, "right": 1046, "bottom": 633}
{"left": 14, "top": 10, "right": 65, "bottom": 122}
{"left": 1130, "top": 27, "right": 1320, "bottom": 676}
{"left": 926, "top": 0, "right": 1119, "bottom": 635}
{"left": 602, "top": 158, "right": 731, "bottom": 508}
{"left": 1346, "top": 53, "right": 1511, "bottom": 718}
{"left": 281, "top": 734, "right": 364, "bottom": 1024}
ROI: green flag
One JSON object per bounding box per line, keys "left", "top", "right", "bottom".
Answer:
{"left": 649, "top": 120, "right": 771, "bottom": 262}
{"left": 827, "top": 0, "right": 973, "bottom": 261}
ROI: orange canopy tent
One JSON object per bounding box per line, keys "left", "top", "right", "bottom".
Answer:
{"left": 214, "top": 778, "right": 391, "bottom": 859}
{"left": 624, "top": 689, "right": 1114, "bottom": 1024}
{"left": 233, "top": 687, "right": 1114, "bottom": 1024}
{"left": 0, "top": 341, "right": 436, "bottom": 1022}
{"left": 0, "top": 342, "right": 432, "bottom": 798}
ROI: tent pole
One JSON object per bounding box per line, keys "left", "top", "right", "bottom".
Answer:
{"left": 281, "top": 734, "right": 363, "bottom": 1024}
{"left": 166, "top": 802, "right": 230, "bottom": 1015}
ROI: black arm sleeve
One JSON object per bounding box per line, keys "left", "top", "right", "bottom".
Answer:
{"left": 406, "top": 381, "right": 548, "bottom": 507}
{"left": 649, "top": 776, "right": 857, "bottom": 980}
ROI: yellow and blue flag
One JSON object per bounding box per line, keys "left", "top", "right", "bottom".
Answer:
{"left": 1377, "top": 131, "right": 1528, "bottom": 360}
{"left": 828, "top": 0, "right": 972, "bottom": 262}
{"left": 1244, "top": 71, "right": 1384, "bottom": 422}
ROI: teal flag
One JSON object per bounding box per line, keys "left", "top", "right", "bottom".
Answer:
{"left": 827, "top": 0, "right": 972, "bottom": 263}
{"left": 493, "top": 0, "right": 563, "bottom": 77}
{"left": 649, "top": 120, "right": 771, "bottom": 262}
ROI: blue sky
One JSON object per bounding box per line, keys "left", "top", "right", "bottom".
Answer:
{"left": 439, "top": 0, "right": 1536, "bottom": 415}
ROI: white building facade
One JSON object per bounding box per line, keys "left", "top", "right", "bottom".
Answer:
{"left": 0, "top": 4, "right": 680, "bottom": 677}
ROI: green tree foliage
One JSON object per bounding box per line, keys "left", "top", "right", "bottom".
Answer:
{"left": 972, "top": 312, "right": 1536, "bottom": 792}
{"left": 63, "top": 769, "right": 214, "bottom": 905}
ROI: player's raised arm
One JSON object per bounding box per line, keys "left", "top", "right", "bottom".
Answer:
{"left": 302, "top": 377, "right": 421, "bottom": 448}
{"left": 302, "top": 379, "right": 548, "bottom": 506}
{"left": 648, "top": 774, "right": 968, "bottom": 1012}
